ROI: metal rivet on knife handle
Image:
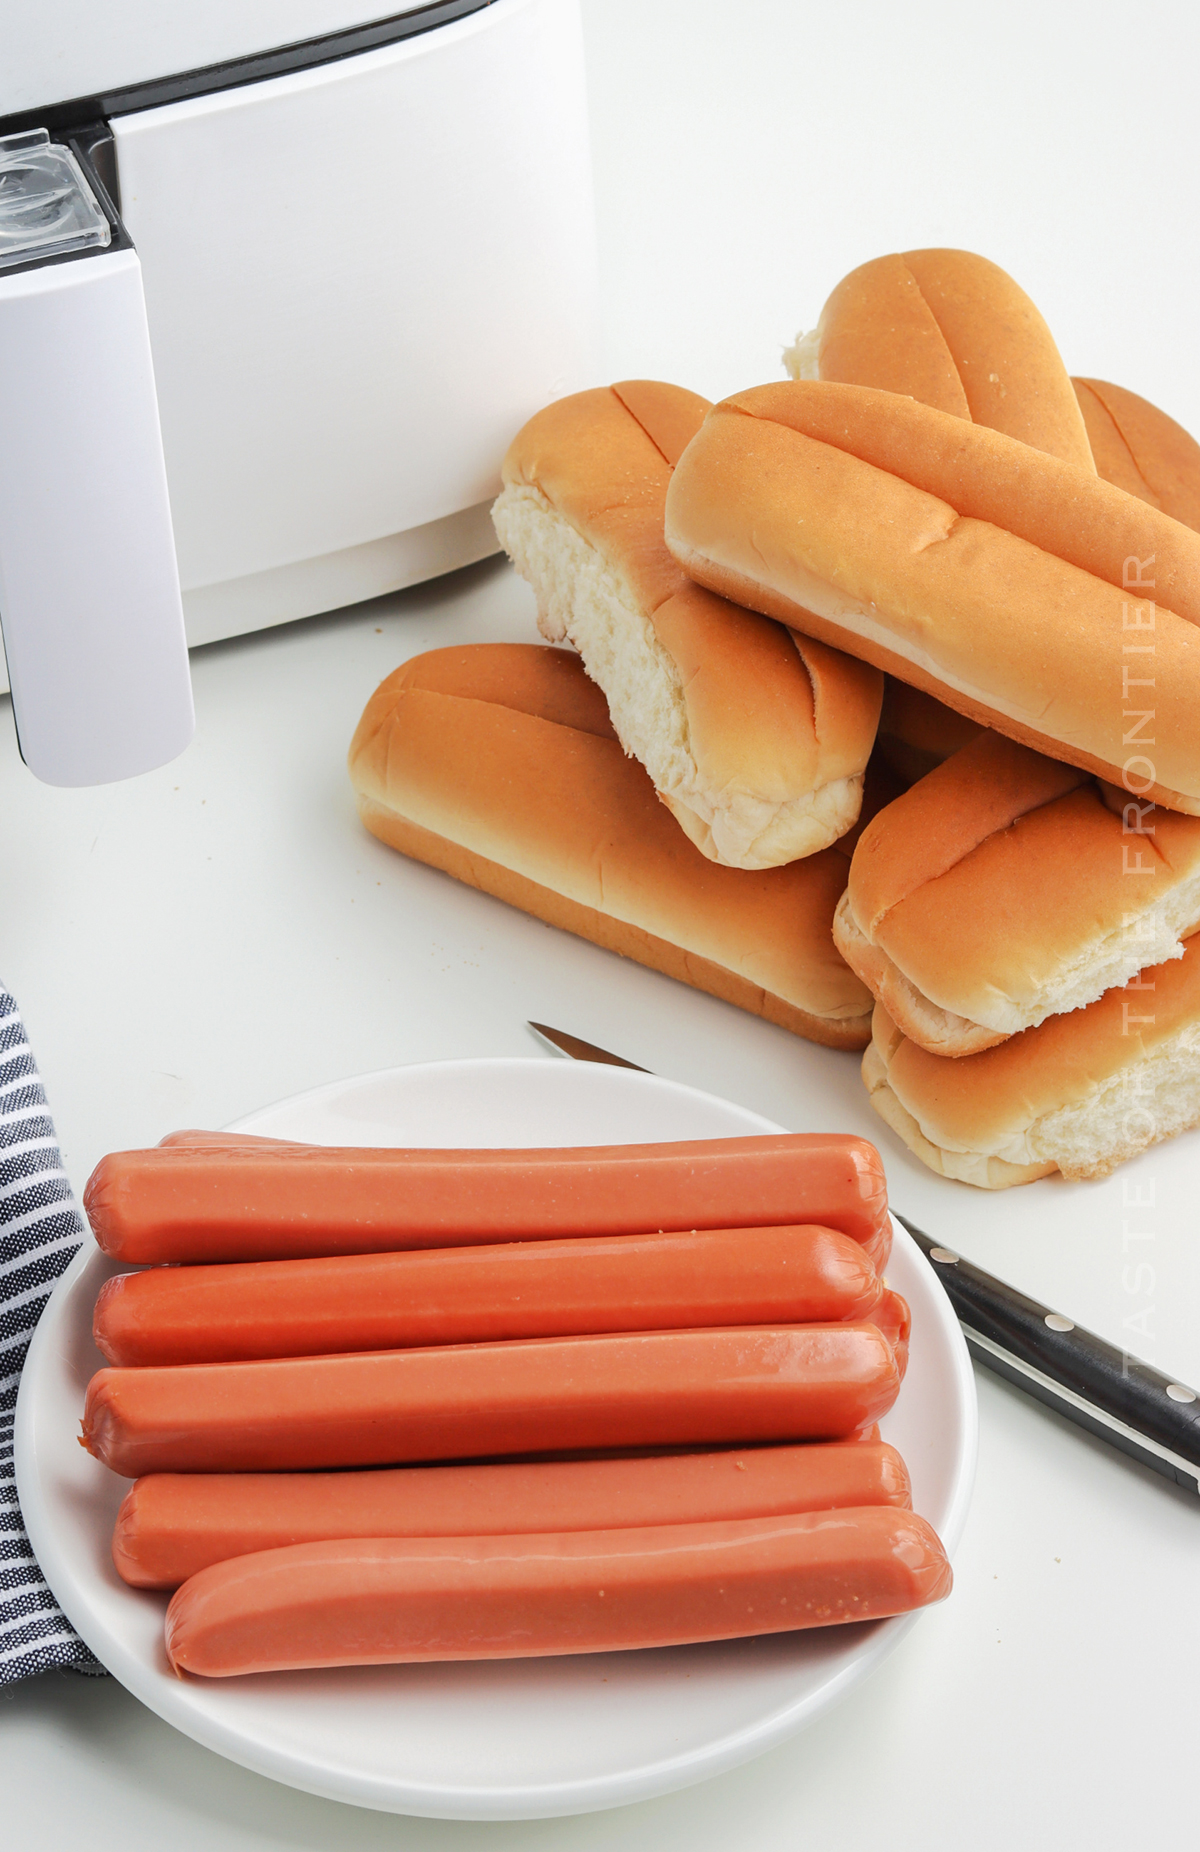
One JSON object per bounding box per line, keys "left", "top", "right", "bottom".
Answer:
{"left": 929, "top": 1247, "right": 960, "bottom": 1264}
{"left": 1166, "top": 1384, "right": 1198, "bottom": 1404}
{"left": 1044, "top": 1314, "right": 1075, "bottom": 1332}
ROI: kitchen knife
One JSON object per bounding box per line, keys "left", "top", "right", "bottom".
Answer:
{"left": 527, "top": 1020, "right": 1200, "bottom": 1495}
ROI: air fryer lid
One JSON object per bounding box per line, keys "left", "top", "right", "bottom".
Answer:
{"left": 0, "top": 2, "right": 491, "bottom": 131}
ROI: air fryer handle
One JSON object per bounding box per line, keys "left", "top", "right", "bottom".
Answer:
{"left": 0, "top": 238, "right": 194, "bottom": 787}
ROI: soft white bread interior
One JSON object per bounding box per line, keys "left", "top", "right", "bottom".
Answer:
{"left": 834, "top": 732, "right": 1200, "bottom": 1056}
{"left": 1073, "top": 378, "right": 1200, "bottom": 532}
{"left": 664, "top": 380, "right": 1200, "bottom": 814}
{"left": 783, "top": 248, "right": 1095, "bottom": 470}
{"left": 492, "top": 381, "right": 882, "bottom": 870}
{"left": 348, "top": 643, "right": 874, "bottom": 1049}
{"left": 863, "top": 1009, "right": 1055, "bottom": 1190}
{"left": 863, "top": 938, "right": 1200, "bottom": 1186}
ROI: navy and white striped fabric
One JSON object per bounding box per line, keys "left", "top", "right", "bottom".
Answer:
{"left": 0, "top": 987, "right": 105, "bottom": 1684}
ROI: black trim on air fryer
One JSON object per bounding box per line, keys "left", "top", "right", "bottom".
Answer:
{"left": 0, "top": 1, "right": 492, "bottom": 139}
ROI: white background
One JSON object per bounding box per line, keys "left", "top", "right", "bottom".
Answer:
{"left": 4, "top": 1, "right": 1200, "bottom": 1845}
{"left": 587, "top": 0, "right": 1200, "bottom": 441}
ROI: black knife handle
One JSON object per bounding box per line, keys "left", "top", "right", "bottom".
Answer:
{"left": 896, "top": 1213, "right": 1200, "bottom": 1494}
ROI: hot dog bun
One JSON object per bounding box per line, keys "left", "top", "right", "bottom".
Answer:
{"left": 834, "top": 732, "right": 1200, "bottom": 1056}
{"left": 1073, "top": 378, "right": 1200, "bottom": 532}
{"left": 664, "top": 380, "right": 1200, "bottom": 813}
{"left": 784, "top": 249, "right": 1094, "bottom": 471}
{"left": 347, "top": 643, "right": 873, "bottom": 1048}
{"left": 862, "top": 932, "right": 1200, "bottom": 1187}
{"left": 784, "top": 251, "right": 1092, "bottom": 778}
{"left": 491, "top": 382, "right": 882, "bottom": 869}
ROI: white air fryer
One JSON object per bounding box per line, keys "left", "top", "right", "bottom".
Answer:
{"left": 0, "top": 0, "right": 599, "bottom": 785}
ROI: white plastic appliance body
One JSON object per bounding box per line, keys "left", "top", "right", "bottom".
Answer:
{"left": 103, "top": 0, "right": 597, "bottom": 650}
{"left": 0, "top": 170, "right": 195, "bottom": 785}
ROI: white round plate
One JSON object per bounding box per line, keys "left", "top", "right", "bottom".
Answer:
{"left": 17, "top": 1058, "right": 976, "bottom": 1821}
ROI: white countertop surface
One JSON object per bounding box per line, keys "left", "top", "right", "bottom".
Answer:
{"left": 6, "top": 1, "right": 1200, "bottom": 1843}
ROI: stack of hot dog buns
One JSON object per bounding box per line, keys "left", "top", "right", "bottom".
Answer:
{"left": 767, "top": 248, "right": 1200, "bottom": 1182}
{"left": 80, "top": 1129, "right": 953, "bottom": 1675}
{"left": 348, "top": 243, "right": 1200, "bottom": 1186}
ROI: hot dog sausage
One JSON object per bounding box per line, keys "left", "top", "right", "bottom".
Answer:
{"left": 83, "top": 1133, "right": 891, "bottom": 1267}
{"left": 93, "top": 1222, "right": 885, "bottom": 1367}
{"left": 81, "top": 1324, "right": 901, "bottom": 1476}
{"left": 113, "top": 1440, "right": 912, "bottom": 1588}
{"left": 872, "top": 1289, "right": 910, "bottom": 1378}
{"left": 163, "top": 1507, "right": 953, "bottom": 1675}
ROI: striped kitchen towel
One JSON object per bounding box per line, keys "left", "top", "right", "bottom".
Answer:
{"left": 0, "top": 986, "right": 105, "bottom": 1683}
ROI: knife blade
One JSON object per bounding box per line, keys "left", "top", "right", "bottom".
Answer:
{"left": 527, "top": 1022, "right": 649, "bottom": 1072}
{"left": 527, "top": 1020, "right": 1200, "bottom": 1495}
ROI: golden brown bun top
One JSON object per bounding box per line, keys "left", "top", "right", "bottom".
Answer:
{"left": 610, "top": 380, "right": 712, "bottom": 467}
{"left": 391, "top": 642, "right": 617, "bottom": 740}
{"left": 1073, "top": 378, "right": 1200, "bottom": 533}
{"left": 847, "top": 732, "right": 1087, "bottom": 935}
{"left": 712, "top": 380, "right": 1200, "bottom": 625}
{"left": 814, "top": 249, "right": 1094, "bottom": 472}
{"left": 502, "top": 385, "right": 706, "bottom": 611}
{"left": 502, "top": 381, "right": 710, "bottom": 495}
